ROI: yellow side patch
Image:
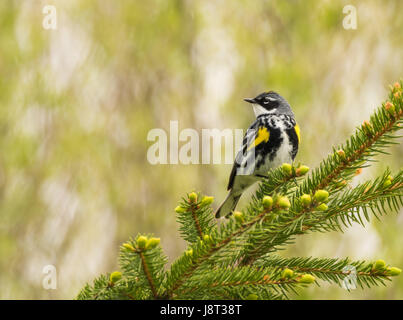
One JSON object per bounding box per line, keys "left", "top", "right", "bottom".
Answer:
{"left": 294, "top": 123, "right": 301, "bottom": 143}
{"left": 248, "top": 127, "right": 270, "bottom": 150}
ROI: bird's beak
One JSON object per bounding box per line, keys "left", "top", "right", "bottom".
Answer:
{"left": 244, "top": 98, "right": 256, "bottom": 104}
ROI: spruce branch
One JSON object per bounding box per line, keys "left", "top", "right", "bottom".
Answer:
{"left": 302, "top": 169, "right": 403, "bottom": 233}
{"left": 257, "top": 256, "right": 401, "bottom": 290}
{"left": 139, "top": 251, "right": 158, "bottom": 298}
{"left": 77, "top": 81, "right": 403, "bottom": 300}
{"left": 174, "top": 265, "right": 310, "bottom": 300}
{"left": 297, "top": 85, "right": 402, "bottom": 197}
{"left": 165, "top": 206, "right": 274, "bottom": 298}
{"left": 119, "top": 235, "right": 167, "bottom": 299}
{"left": 238, "top": 84, "right": 403, "bottom": 265}
{"left": 77, "top": 274, "right": 134, "bottom": 300}
{"left": 238, "top": 168, "right": 403, "bottom": 265}
{"left": 175, "top": 192, "right": 216, "bottom": 243}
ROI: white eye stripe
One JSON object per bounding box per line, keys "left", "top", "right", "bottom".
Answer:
{"left": 266, "top": 97, "right": 277, "bottom": 102}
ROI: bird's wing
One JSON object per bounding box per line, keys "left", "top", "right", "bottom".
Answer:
{"left": 285, "top": 119, "right": 300, "bottom": 160}
{"left": 294, "top": 123, "right": 301, "bottom": 144}
{"left": 227, "top": 119, "right": 262, "bottom": 190}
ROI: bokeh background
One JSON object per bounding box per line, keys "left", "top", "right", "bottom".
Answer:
{"left": 0, "top": 0, "right": 402, "bottom": 299}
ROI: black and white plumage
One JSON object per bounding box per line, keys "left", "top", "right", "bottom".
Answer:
{"left": 215, "top": 91, "right": 300, "bottom": 218}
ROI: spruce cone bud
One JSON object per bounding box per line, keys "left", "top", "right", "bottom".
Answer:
{"left": 337, "top": 149, "right": 346, "bottom": 159}
{"left": 337, "top": 180, "right": 347, "bottom": 188}
{"left": 316, "top": 203, "right": 328, "bottom": 211}
{"left": 136, "top": 236, "right": 148, "bottom": 249}
{"left": 362, "top": 120, "right": 372, "bottom": 130}
{"left": 300, "top": 194, "right": 312, "bottom": 207}
{"left": 175, "top": 206, "right": 187, "bottom": 214}
{"left": 145, "top": 237, "right": 160, "bottom": 250}
{"left": 298, "top": 274, "right": 315, "bottom": 284}
{"left": 281, "top": 268, "right": 294, "bottom": 279}
{"left": 200, "top": 196, "right": 214, "bottom": 206}
{"left": 277, "top": 196, "right": 291, "bottom": 209}
{"left": 203, "top": 234, "right": 211, "bottom": 243}
{"left": 362, "top": 121, "right": 373, "bottom": 136}
{"left": 109, "top": 271, "right": 122, "bottom": 284}
{"left": 233, "top": 211, "right": 244, "bottom": 223}
{"left": 384, "top": 101, "right": 395, "bottom": 115}
{"left": 246, "top": 294, "right": 259, "bottom": 300}
{"left": 373, "top": 259, "right": 386, "bottom": 271}
{"left": 282, "top": 163, "right": 293, "bottom": 176}
{"left": 188, "top": 192, "right": 198, "bottom": 203}
{"left": 122, "top": 243, "right": 135, "bottom": 251}
{"left": 314, "top": 190, "right": 329, "bottom": 203}
{"left": 386, "top": 267, "right": 401, "bottom": 277}
{"left": 262, "top": 196, "right": 274, "bottom": 209}
{"left": 296, "top": 165, "right": 309, "bottom": 176}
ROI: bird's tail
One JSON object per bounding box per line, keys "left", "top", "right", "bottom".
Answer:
{"left": 215, "top": 190, "right": 241, "bottom": 218}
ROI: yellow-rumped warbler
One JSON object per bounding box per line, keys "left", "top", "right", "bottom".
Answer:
{"left": 215, "top": 91, "right": 300, "bottom": 218}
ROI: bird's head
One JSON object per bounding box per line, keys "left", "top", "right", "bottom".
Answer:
{"left": 244, "top": 91, "right": 294, "bottom": 117}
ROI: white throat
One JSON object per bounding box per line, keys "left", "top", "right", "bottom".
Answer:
{"left": 253, "top": 104, "right": 277, "bottom": 117}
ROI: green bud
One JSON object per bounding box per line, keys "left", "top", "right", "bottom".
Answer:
{"left": 298, "top": 274, "right": 315, "bottom": 284}
{"left": 262, "top": 196, "right": 273, "bottom": 209}
{"left": 200, "top": 196, "right": 214, "bottom": 206}
{"left": 384, "top": 101, "right": 396, "bottom": 115}
{"left": 109, "top": 271, "right": 122, "bottom": 284}
{"left": 246, "top": 294, "right": 259, "bottom": 300}
{"left": 281, "top": 268, "right": 294, "bottom": 279}
{"left": 145, "top": 237, "right": 160, "bottom": 250}
{"left": 136, "top": 236, "right": 148, "bottom": 249}
{"left": 185, "top": 249, "right": 193, "bottom": 257}
{"left": 203, "top": 234, "right": 211, "bottom": 243}
{"left": 175, "top": 206, "right": 187, "bottom": 214}
{"left": 188, "top": 192, "right": 198, "bottom": 203}
{"left": 300, "top": 194, "right": 312, "bottom": 207}
{"left": 277, "top": 196, "right": 291, "bottom": 209}
{"left": 316, "top": 203, "right": 328, "bottom": 211}
{"left": 362, "top": 120, "right": 372, "bottom": 132}
{"left": 296, "top": 165, "right": 309, "bottom": 176}
{"left": 122, "top": 243, "right": 135, "bottom": 251}
{"left": 282, "top": 163, "right": 293, "bottom": 176}
{"left": 383, "top": 179, "right": 392, "bottom": 188}
{"left": 386, "top": 267, "right": 401, "bottom": 277}
{"left": 337, "top": 149, "right": 346, "bottom": 159}
{"left": 373, "top": 259, "right": 386, "bottom": 271}
{"left": 336, "top": 180, "right": 347, "bottom": 188}
{"left": 233, "top": 211, "right": 244, "bottom": 223}
{"left": 314, "top": 190, "right": 329, "bottom": 203}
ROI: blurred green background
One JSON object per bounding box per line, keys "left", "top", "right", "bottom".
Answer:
{"left": 0, "top": 0, "right": 402, "bottom": 299}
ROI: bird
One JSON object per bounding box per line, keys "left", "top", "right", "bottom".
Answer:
{"left": 215, "top": 91, "right": 300, "bottom": 218}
